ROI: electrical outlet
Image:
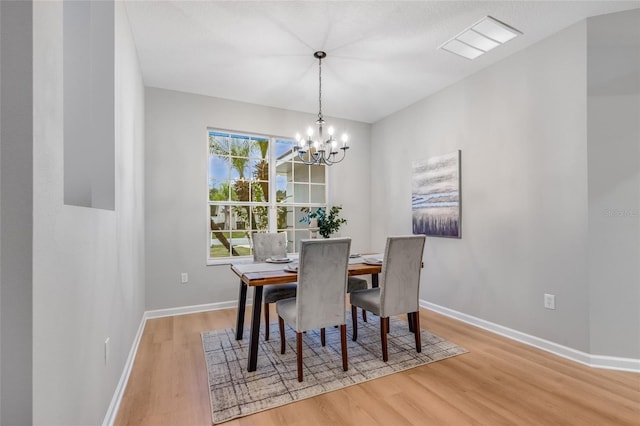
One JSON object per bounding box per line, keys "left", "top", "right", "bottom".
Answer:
{"left": 104, "top": 337, "right": 110, "bottom": 365}
{"left": 544, "top": 293, "right": 556, "bottom": 310}
{"left": 181, "top": 273, "right": 188, "bottom": 284}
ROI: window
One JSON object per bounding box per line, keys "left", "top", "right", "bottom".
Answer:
{"left": 208, "top": 130, "right": 326, "bottom": 261}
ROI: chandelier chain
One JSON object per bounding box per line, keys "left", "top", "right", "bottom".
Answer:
{"left": 318, "top": 55, "right": 323, "bottom": 121}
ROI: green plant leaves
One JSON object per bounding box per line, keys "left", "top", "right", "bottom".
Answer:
{"left": 299, "top": 206, "right": 346, "bottom": 238}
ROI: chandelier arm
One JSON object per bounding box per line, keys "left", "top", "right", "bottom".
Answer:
{"left": 328, "top": 148, "right": 348, "bottom": 165}
{"left": 318, "top": 150, "right": 333, "bottom": 166}
{"left": 297, "top": 151, "right": 317, "bottom": 166}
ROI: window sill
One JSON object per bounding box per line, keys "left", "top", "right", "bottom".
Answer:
{"left": 207, "top": 256, "right": 253, "bottom": 266}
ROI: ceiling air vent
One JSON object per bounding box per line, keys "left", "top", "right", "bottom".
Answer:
{"left": 440, "top": 15, "right": 522, "bottom": 60}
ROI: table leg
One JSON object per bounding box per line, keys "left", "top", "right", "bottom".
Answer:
{"left": 371, "top": 273, "right": 379, "bottom": 288}
{"left": 235, "top": 280, "right": 248, "bottom": 340}
{"left": 247, "top": 286, "right": 263, "bottom": 372}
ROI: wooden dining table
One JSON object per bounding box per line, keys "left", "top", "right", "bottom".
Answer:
{"left": 231, "top": 256, "right": 382, "bottom": 372}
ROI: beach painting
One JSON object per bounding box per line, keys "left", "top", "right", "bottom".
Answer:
{"left": 412, "top": 150, "right": 461, "bottom": 238}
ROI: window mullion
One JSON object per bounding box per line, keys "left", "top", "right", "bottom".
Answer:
{"left": 268, "top": 136, "right": 277, "bottom": 232}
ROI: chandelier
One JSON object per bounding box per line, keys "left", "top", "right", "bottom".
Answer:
{"left": 294, "top": 51, "right": 349, "bottom": 166}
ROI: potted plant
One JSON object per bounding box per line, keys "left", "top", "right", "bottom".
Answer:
{"left": 300, "top": 206, "right": 347, "bottom": 238}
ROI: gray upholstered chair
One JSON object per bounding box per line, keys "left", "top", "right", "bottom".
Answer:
{"left": 349, "top": 235, "right": 426, "bottom": 362}
{"left": 252, "top": 232, "right": 297, "bottom": 341}
{"left": 276, "top": 238, "right": 351, "bottom": 382}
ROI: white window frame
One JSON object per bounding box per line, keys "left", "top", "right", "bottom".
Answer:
{"left": 206, "top": 128, "right": 328, "bottom": 265}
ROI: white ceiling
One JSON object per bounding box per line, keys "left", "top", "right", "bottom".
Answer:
{"left": 124, "top": 1, "right": 639, "bottom": 124}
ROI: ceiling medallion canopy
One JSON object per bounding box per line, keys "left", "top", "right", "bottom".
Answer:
{"left": 294, "top": 51, "right": 349, "bottom": 166}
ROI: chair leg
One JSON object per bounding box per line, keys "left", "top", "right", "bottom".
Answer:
{"left": 414, "top": 311, "right": 422, "bottom": 353}
{"left": 279, "top": 317, "right": 286, "bottom": 354}
{"left": 340, "top": 324, "right": 348, "bottom": 372}
{"left": 380, "top": 317, "right": 389, "bottom": 362}
{"left": 320, "top": 328, "right": 326, "bottom": 346}
{"left": 351, "top": 305, "right": 358, "bottom": 341}
{"left": 296, "top": 332, "right": 303, "bottom": 382}
{"left": 362, "top": 309, "right": 368, "bottom": 322}
{"left": 408, "top": 312, "right": 415, "bottom": 333}
{"left": 264, "top": 302, "right": 270, "bottom": 341}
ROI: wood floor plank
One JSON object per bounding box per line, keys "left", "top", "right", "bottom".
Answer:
{"left": 114, "top": 308, "right": 640, "bottom": 426}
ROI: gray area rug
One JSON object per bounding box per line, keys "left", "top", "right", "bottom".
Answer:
{"left": 201, "top": 315, "right": 467, "bottom": 424}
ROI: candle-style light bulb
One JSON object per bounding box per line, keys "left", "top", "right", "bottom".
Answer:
{"left": 307, "top": 127, "right": 314, "bottom": 137}
{"left": 341, "top": 133, "right": 349, "bottom": 147}
{"left": 295, "top": 133, "right": 301, "bottom": 142}
{"left": 328, "top": 126, "right": 335, "bottom": 136}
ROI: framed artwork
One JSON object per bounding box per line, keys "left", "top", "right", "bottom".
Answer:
{"left": 412, "top": 150, "right": 461, "bottom": 238}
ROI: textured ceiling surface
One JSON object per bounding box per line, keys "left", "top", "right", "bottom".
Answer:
{"left": 124, "top": 1, "right": 639, "bottom": 123}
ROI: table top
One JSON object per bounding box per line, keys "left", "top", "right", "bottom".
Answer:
{"left": 231, "top": 256, "right": 383, "bottom": 286}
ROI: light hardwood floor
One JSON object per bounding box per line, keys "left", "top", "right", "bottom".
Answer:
{"left": 115, "top": 306, "right": 640, "bottom": 425}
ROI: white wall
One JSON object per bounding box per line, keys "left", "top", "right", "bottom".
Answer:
{"left": 145, "top": 88, "right": 371, "bottom": 310}
{"left": 372, "top": 10, "right": 640, "bottom": 359}
{"left": 32, "top": 2, "right": 146, "bottom": 424}
{"left": 587, "top": 10, "right": 640, "bottom": 359}
{"left": 372, "top": 22, "right": 593, "bottom": 352}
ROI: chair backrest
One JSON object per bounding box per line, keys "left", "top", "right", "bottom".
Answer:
{"left": 252, "top": 232, "right": 287, "bottom": 261}
{"left": 379, "top": 235, "right": 426, "bottom": 317}
{"left": 295, "top": 238, "right": 351, "bottom": 332}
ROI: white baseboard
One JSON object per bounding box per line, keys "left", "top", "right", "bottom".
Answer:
{"left": 420, "top": 300, "right": 640, "bottom": 373}
{"left": 144, "top": 300, "right": 246, "bottom": 319}
{"left": 102, "top": 314, "right": 147, "bottom": 426}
